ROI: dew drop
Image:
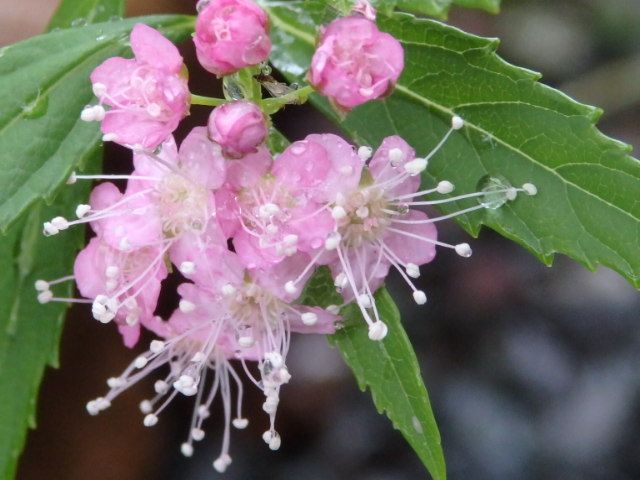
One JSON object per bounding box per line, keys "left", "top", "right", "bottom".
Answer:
{"left": 222, "top": 77, "right": 244, "bottom": 100}
{"left": 196, "top": 0, "right": 210, "bottom": 12}
{"left": 477, "top": 174, "right": 512, "bottom": 210}
{"left": 71, "top": 17, "right": 87, "bottom": 28}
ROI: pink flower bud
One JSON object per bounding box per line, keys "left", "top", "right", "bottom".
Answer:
{"left": 208, "top": 101, "right": 268, "bottom": 158}
{"left": 309, "top": 16, "right": 404, "bottom": 110}
{"left": 194, "top": 0, "right": 271, "bottom": 76}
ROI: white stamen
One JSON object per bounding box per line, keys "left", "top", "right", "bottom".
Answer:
{"left": 358, "top": 294, "right": 372, "bottom": 308}
{"left": 102, "top": 133, "right": 117, "bottom": 142}
{"left": 413, "top": 290, "right": 427, "bottom": 305}
{"left": 326, "top": 304, "right": 340, "bottom": 314}
{"left": 358, "top": 146, "right": 372, "bottom": 161}
{"left": 139, "top": 400, "right": 153, "bottom": 414}
{"left": 283, "top": 234, "right": 298, "bottom": 246}
{"left": 107, "top": 377, "right": 124, "bottom": 388}
{"left": 221, "top": 284, "right": 236, "bottom": 296}
{"left": 197, "top": 406, "right": 210, "bottom": 418}
{"left": 522, "top": 183, "right": 537, "bottom": 196}
{"left": 325, "top": 232, "right": 341, "bottom": 250}
{"left": 406, "top": 263, "right": 420, "bottom": 278}
{"left": 149, "top": 340, "right": 165, "bottom": 353}
{"left": 92, "top": 82, "right": 107, "bottom": 97}
{"left": 43, "top": 222, "right": 59, "bottom": 236}
{"left": 134, "top": 356, "right": 148, "bottom": 369}
{"left": 258, "top": 203, "right": 280, "bottom": 219}
{"left": 37, "top": 290, "right": 53, "bottom": 304}
{"left": 454, "top": 243, "right": 472, "bottom": 258}
{"left": 213, "top": 454, "right": 232, "bottom": 473}
{"left": 404, "top": 158, "right": 428, "bottom": 176}
{"left": 105, "top": 265, "right": 119, "bottom": 278}
{"left": 75, "top": 204, "right": 91, "bottom": 218}
{"left": 451, "top": 115, "right": 464, "bottom": 130}
{"left": 389, "top": 148, "right": 404, "bottom": 164}
{"left": 355, "top": 206, "right": 369, "bottom": 218}
{"left": 66, "top": 172, "right": 77, "bottom": 184}
{"left": 300, "top": 312, "right": 318, "bottom": 326}
{"left": 506, "top": 187, "right": 518, "bottom": 201}
{"left": 368, "top": 321, "right": 388, "bottom": 341}
{"left": 268, "top": 434, "right": 281, "bottom": 451}
{"left": 436, "top": 181, "right": 455, "bottom": 194}
{"left": 334, "top": 272, "right": 348, "bottom": 289}
{"left": 232, "top": 418, "right": 249, "bottom": 429}
{"left": 179, "top": 261, "right": 196, "bottom": 275}
{"left": 118, "top": 237, "right": 131, "bottom": 251}
{"left": 34, "top": 280, "right": 50, "bottom": 291}
{"left": 179, "top": 299, "right": 196, "bottom": 313}
{"left": 154, "top": 380, "right": 169, "bottom": 394}
{"left": 284, "top": 281, "right": 297, "bottom": 294}
{"left": 180, "top": 443, "right": 194, "bottom": 457}
{"left": 191, "top": 428, "right": 205, "bottom": 441}
{"left": 80, "top": 106, "right": 96, "bottom": 122}
{"left": 191, "top": 351, "right": 206, "bottom": 363}
{"left": 331, "top": 206, "right": 347, "bottom": 220}
{"left": 143, "top": 413, "right": 158, "bottom": 427}
{"left": 238, "top": 336, "right": 255, "bottom": 348}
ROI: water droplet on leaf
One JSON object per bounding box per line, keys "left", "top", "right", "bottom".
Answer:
{"left": 477, "top": 174, "right": 512, "bottom": 210}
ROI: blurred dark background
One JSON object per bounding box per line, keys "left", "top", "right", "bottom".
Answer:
{"left": 2, "top": 0, "right": 639, "bottom": 479}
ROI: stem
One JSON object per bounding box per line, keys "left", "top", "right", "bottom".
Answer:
{"left": 190, "top": 94, "right": 227, "bottom": 107}
{"left": 261, "top": 85, "right": 314, "bottom": 113}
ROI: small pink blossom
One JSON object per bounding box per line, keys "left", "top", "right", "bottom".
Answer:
{"left": 87, "top": 24, "right": 190, "bottom": 150}
{"left": 353, "top": 0, "right": 376, "bottom": 20}
{"left": 309, "top": 16, "right": 404, "bottom": 110}
{"left": 208, "top": 101, "right": 268, "bottom": 158}
{"left": 74, "top": 237, "right": 168, "bottom": 346}
{"left": 194, "top": 0, "right": 271, "bottom": 76}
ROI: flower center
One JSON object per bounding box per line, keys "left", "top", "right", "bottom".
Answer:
{"left": 155, "top": 173, "right": 209, "bottom": 237}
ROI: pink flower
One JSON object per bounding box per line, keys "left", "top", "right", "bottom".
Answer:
{"left": 309, "top": 16, "right": 404, "bottom": 110}
{"left": 194, "top": 0, "right": 271, "bottom": 76}
{"left": 353, "top": 0, "right": 376, "bottom": 20}
{"left": 208, "top": 101, "right": 268, "bottom": 158}
{"left": 73, "top": 237, "right": 168, "bottom": 347}
{"left": 86, "top": 24, "right": 190, "bottom": 150}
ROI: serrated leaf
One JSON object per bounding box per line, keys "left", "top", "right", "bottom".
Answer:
{"left": 0, "top": 5, "right": 195, "bottom": 479}
{"left": 264, "top": 0, "right": 640, "bottom": 288}
{"left": 0, "top": 14, "right": 196, "bottom": 231}
{"left": 299, "top": 269, "right": 446, "bottom": 479}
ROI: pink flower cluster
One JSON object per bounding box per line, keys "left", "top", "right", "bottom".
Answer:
{"left": 39, "top": 0, "right": 537, "bottom": 473}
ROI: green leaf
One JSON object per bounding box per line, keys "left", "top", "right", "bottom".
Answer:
{"left": 0, "top": 6, "right": 195, "bottom": 478}
{"left": 0, "top": 160, "right": 95, "bottom": 480}
{"left": 326, "top": 0, "right": 500, "bottom": 18}
{"left": 47, "top": 0, "right": 125, "bottom": 30}
{"left": 451, "top": 0, "right": 500, "bottom": 14}
{"left": 300, "top": 269, "right": 445, "bottom": 479}
{"left": 265, "top": 1, "right": 640, "bottom": 288}
{"left": 0, "top": 14, "right": 195, "bottom": 231}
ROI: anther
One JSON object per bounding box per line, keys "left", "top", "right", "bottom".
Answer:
{"left": 331, "top": 206, "right": 347, "bottom": 220}
{"left": 213, "top": 454, "right": 232, "bottom": 473}
{"left": 105, "top": 265, "right": 119, "bottom": 278}
{"left": 180, "top": 443, "right": 194, "bottom": 457}
{"left": 191, "top": 351, "right": 206, "bottom": 363}
{"left": 154, "top": 380, "right": 169, "bottom": 394}
{"left": 102, "top": 133, "right": 117, "bottom": 142}
{"left": 436, "top": 180, "right": 455, "bottom": 194}
{"left": 283, "top": 234, "right": 298, "bottom": 246}
{"left": 107, "top": 377, "right": 125, "bottom": 388}
{"left": 326, "top": 304, "right": 340, "bottom": 314}
{"left": 191, "top": 428, "right": 205, "bottom": 441}
{"left": 76, "top": 204, "right": 91, "bottom": 218}
{"left": 268, "top": 433, "right": 282, "bottom": 451}
{"left": 143, "top": 414, "right": 158, "bottom": 427}
{"left": 413, "top": 290, "right": 427, "bottom": 305}
{"left": 233, "top": 418, "right": 249, "bottom": 429}
{"left": 258, "top": 203, "right": 280, "bottom": 219}
{"left": 139, "top": 400, "right": 153, "bottom": 414}
{"left": 284, "top": 281, "right": 298, "bottom": 295}
{"left": 358, "top": 294, "right": 372, "bottom": 308}
{"left": 454, "top": 243, "right": 472, "bottom": 258}
{"left": 388, "top": 148, "right": 404, "bottom": 165}
{"left": 325, "top": 232, "right": 342, "bottom": 250}
{"left": 522, "top": 183, "right": 537, "bottom": 196}
{"left": 92, "top": 82, "right": 107, "bottom": 97}
{"left": 368, "top": 321, "right": 388, "bottom": 341}
{"left": 66, "top": 172, "right": 77, "bottom": 184}
{"left": 356, "top": 206, "right": 369, "bottom": 218}
{"left": 179, "top": 261, "right": 196, "bottom": 275}
{"left": 134, "top": 356, "right": 148, "bottom": 369}
{"left": 238, "top": 336, "right": 255, "bottom": 348}
{"left": 358, "top": 146, "right": 372, "bottom": 161}
{"left": 179, "top": 299, "right": 196, "bottom": 313}
{"left": 149, "top": 340, "right": 165, "bottom": 353}
{"left": 43, "top": 222, "right": 59, "bottom": 236}
{"left": 222, "top": 284, "right": 236, "bottom": 296}
{"left": 451, "top": 115, "right": 464, "bottom": 130}
{"left": 406, "top": 263, "right": 420, "bottom": 278}
{"left": 37, "top": 290, "right": 53, "bottom": 304}
{"left": 300, "top": 312, "right": 318, "bottom": 326}
{"left": 34, "top": 280, "right": 49, "bottom": 291}
{"left": 404, "top": 158, "right": 428, "bottom": 176}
